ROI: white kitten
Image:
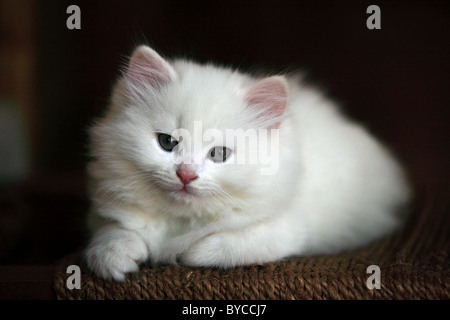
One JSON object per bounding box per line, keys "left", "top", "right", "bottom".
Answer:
{"left": 84, "top": 45, "right": 410, "bottom": 281}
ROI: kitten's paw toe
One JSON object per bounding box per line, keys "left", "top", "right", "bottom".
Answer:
{"left": 85, "top": 228, "right": 148, "bottom": 281}
{"left": 107, "top": 259, "right": 140, "bottom": 282}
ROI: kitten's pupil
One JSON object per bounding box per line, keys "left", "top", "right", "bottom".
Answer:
{"left": 158, "top": 133, "right": 178, "bottom": 152}
{"left": 209, "top": 147, "right": 230, "bottom": 163}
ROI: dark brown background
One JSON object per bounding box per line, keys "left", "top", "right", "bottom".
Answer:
{"left": 0, "top": 0, "right": 448, "bottom": 266}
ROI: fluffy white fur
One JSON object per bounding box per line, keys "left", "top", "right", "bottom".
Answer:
{"left": 84, "top": 45, "right": 411, "bottom": 281}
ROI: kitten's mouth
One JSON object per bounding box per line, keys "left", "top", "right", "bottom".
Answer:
{"left": 172, "top": 185, "right": 197, "bottom": 200}
{"left": 180, "top": 186, "right": 192, "bottom": 195}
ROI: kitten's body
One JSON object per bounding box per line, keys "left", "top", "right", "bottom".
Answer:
{"left": 85, "top": 46, "right": 410, "bottom": 281}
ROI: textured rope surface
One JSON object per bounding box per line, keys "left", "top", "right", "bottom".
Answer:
{"left": 54, "top": 181, "right": 449, "bottom": 299}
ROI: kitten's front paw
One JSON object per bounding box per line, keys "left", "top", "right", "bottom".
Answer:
{"left": 84, "top": 227, "right": 148, "bottom": 281}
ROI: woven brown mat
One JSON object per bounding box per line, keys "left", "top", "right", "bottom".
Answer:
{"left": 53, "top": 180, "right": 449, "bottom": 299}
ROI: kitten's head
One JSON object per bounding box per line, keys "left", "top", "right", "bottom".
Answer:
{"left": 96, "top": 45, "right": 289, "bottom": 214}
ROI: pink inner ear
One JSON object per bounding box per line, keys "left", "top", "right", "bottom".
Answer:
{"left": 126, "top": 46, "right": 175, "bottom": 88}
{"left": 245, "top": 76, "right": 288, "bottom": 118}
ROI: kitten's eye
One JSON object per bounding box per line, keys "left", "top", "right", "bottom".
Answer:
{"left": 157, "top": 133, "right": 178, "bottom": 152}
{"left": 209, "top": 147, "right": 231, "bottom": 163}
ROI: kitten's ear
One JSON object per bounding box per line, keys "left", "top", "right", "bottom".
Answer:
{"left": 245, "top": 76, "right": 288, "bottom": 126}
{"left": 124, "top": 45, "right": 176, "bottom": 88}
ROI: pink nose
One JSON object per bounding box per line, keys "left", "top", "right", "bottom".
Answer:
{"left": 176, "top": 166, "right": 198, "bottom": 185}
